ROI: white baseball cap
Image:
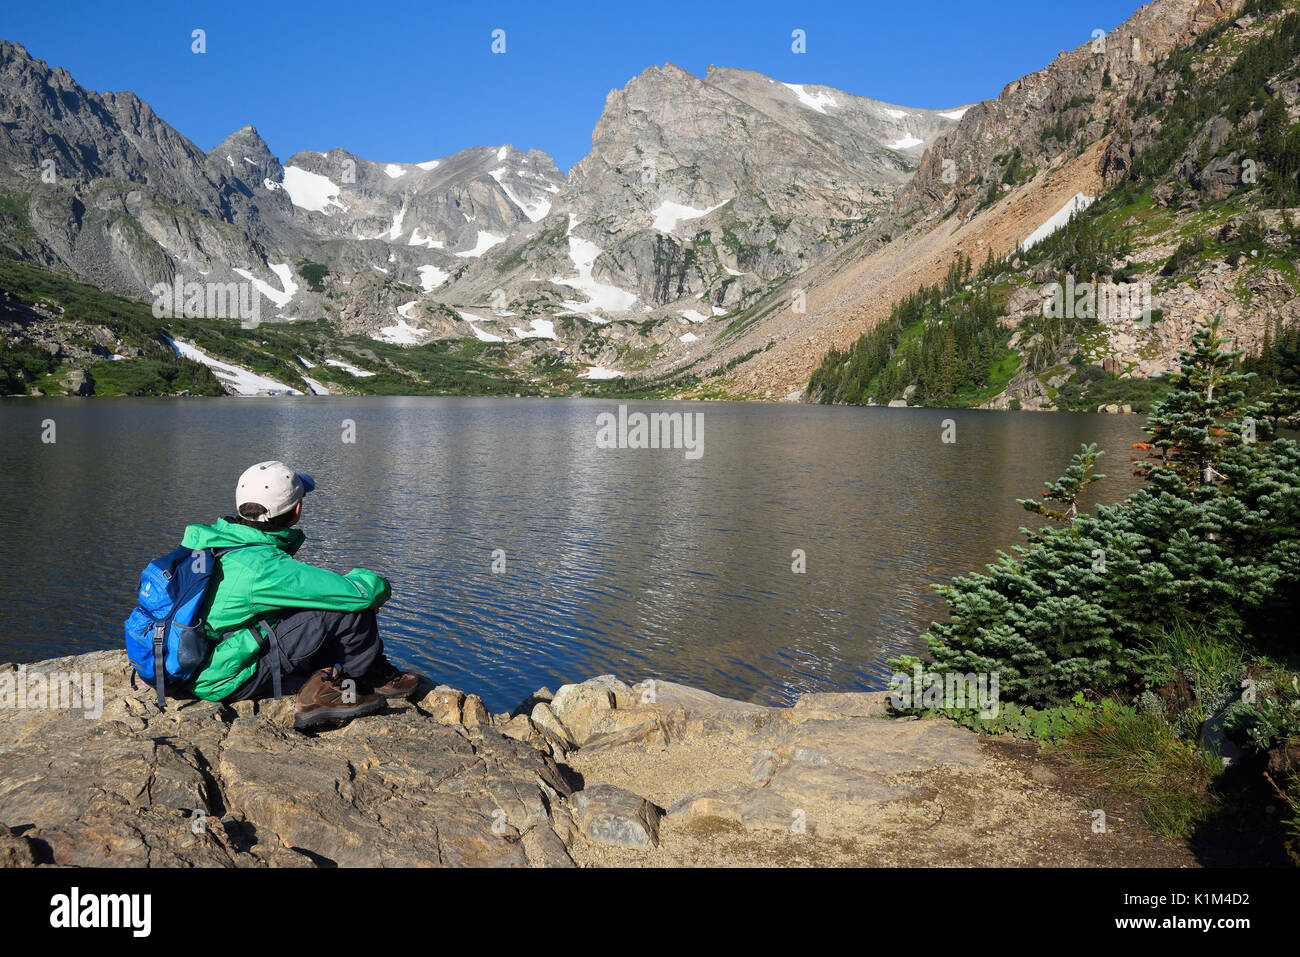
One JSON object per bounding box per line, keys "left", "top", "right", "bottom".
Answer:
{"left": 236, "top": 461, "right": 316, "bottom": 520}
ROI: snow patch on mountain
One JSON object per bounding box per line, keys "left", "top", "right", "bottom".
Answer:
{"left": 376, "top": 317, "right": 427, "bottom": 344}
{"left": 1019, "top": 193, "right": 1095, "bottom": 251}
{"left": 232, "top": 263, "right": 299, "bottom": 309}
{"left": 282, "top": 166, "right": 348, "bottom": 214}
{"left": 887, "top": 134, "right": 924, "bottom": 150}
{"left": 385, "top": 206, "right": 407, "bottom": 242}
{"left": 163, "top": 334, "right": 302, "bottom": 395}
{"left": 488, "top": 167, "right": 551, "bottom": 222}
{"left": 418, "top": 265, "right": 449, "bottom": 291}
{"left": 550, "top": 215, "right": 638, "bottom": 318}
{"left": 651, "top": 199, "right": 730, "bottom": 235}
{"left": 509, "top": 318, "right": 557, "bottom": 340}
{"left": 325, "top": 358, "right": 375, "bottom": 377}
{"left": 384, "top": 163, "right": 406, "bottom": 178}
{"left": 454, "top": 231, "right": 506, "bottom": 258}
{"left": 783, "top": 83, "right": 837, "bottom": 114}
{"left": 578, "top": 366, "right": 622, "bottom": 379}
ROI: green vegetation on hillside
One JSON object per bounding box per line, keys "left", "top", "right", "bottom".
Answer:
{"left": 808, "top": 255, "right": 1019, "bottom": 406}
{"left": 0, "top": 253, "right": 539, "bottom": 397}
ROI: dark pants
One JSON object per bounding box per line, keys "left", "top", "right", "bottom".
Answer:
{"left": 226, "top": 607, "right": 384, "bottom": 702}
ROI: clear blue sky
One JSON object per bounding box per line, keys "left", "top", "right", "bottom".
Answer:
{"left": 8, "top": 0, "right": 1145, "bottom": 173}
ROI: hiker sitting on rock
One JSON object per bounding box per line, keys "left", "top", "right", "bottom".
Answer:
{"left": 181, "top": 460, "right": 420, "bottom": 729}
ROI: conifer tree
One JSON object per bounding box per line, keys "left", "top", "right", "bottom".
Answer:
{"left": 1137, "top": 314, "right": 1259, "bottom": 500}
{"left": 1020, "top": 443, "right": 1105, "bottom": 522}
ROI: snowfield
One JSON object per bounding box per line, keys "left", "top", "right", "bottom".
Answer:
{"left": 384, "top": 163, "right": 406, "bottom": 178}
{"left": 163, "top": 334, "right": 301, "bottom": 395}
{"left": 489, "top": 167, "right": 551, "bottom": 222}
{"left": 550, "top": 215, "right": 638, "bottom": 319}
{"left": 783, "top": 83, "right": 837, "bottom": 114}
{"left": 939, "top": 107, "right": 971, "bottom": 120}
{"left": 1019, "top": 193, "right": 1096, "bottom": 251}
{"left": 385, "top": 206, "right": 407, "bottom": 242}
{"left": 887, "top": 134, "right": 924, "bottom": 150}
{"left": 376, "top": 317, "right": 428, "bottom": 345}
{"left": 325, "top": 358, "right": 376, "bottom": 377}
{"left": 232, "top": 263, "right": 298, "bottom": 309}
{"left": 281, "top": 166, "right": 348, "bottom": 214}
{"left": 650, "top": 199, "right": 729, "bottom": 235}
{"left": 408, "top": 228, "right": 444, "bottom": 249}
{"left": 418, "top": 265, "right": 449, "bottom": 291}
{"left": 509, "top": 318, "right": 557, "bottom": 340}
{"left": 578, "top": 366, "right": 622, "bottom": 380}
{"left": 468, "top": 323, "right": 506, "bottom": 342}
{"left": 454, "top": 231, "right": 506, "bottom": 258}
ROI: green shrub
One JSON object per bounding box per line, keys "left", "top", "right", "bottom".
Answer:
{"left": 895, "top": 316, "right": 1300, "bottom": 706}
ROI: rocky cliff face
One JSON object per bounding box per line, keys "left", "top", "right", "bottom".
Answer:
{"left": 538, "top": 64, "right": 963, "bottom": 310}
{"left": 891, "top": 0, "right": 1248, "bottom": 229}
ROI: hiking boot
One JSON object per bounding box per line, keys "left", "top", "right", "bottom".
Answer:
{"left": 365, "top": 655, "right": 422, "bottom": 700}
{"left": 294, "top": 666, "right": 385, "bottom": 730}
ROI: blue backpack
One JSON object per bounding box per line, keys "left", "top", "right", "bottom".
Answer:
{"left": 124, "top": 543, "right": 264, "bottom": 707}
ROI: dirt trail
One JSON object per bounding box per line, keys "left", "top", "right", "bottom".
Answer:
{"left": 556, "top": 680, "right": 1201, "bottom": 867}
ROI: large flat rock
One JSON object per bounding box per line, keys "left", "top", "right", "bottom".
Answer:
{"left": 0, "top": 656, "right": 1177, "bottom": 867}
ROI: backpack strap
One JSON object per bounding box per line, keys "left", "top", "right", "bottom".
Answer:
{"left": 257, "top": 618, "right": 284, "bottom": 700}
{"left": 211, "top": 543, "right": 284, "bottom": 698}
{"left": 152, "top": 621, "right": 168, "bottom": 709}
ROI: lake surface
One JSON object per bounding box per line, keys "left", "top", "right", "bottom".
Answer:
{"left": 0, "top": 397, "right": 1147, "bottom": 712}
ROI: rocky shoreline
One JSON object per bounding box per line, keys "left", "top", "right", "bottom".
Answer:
{"left": 0, "top": 650, "right": 1195, "bottom": 867}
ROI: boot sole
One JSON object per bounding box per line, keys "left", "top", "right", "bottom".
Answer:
{"left": 294, "top": 698, "right": 385, "bottom": 730}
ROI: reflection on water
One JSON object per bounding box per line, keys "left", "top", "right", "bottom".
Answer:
{"left": 0, "top": 397, "right": 1146, "bottom": 712}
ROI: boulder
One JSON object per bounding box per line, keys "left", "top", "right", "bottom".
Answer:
{"left": 419, "top": 686, "right": 464, "bottom": 725}
{"left": 570, "top": 784, "right": 663, "bottom": 848}
{"left": 461, "top": 694, "right": 490, "bottom": 728}
{"left": 550, "top": 675, "right": 626, "bottom": 716}
{"left": 530, "top": 702, "right": 576, "bottom": 751}
{"left": 57, "top": 368, "right": 93, "bottom": 396}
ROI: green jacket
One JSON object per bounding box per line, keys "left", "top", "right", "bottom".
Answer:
{"left": 180, "top": 517, "right": 391, "bottom": 701}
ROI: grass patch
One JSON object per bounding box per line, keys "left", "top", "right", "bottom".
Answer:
{"left": 1060, "top": 700, "right": 1220, "bottom": 838}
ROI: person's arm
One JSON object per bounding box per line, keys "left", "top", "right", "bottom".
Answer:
{"left": 244, "top": 552, "right": 391, "bottom": 614}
